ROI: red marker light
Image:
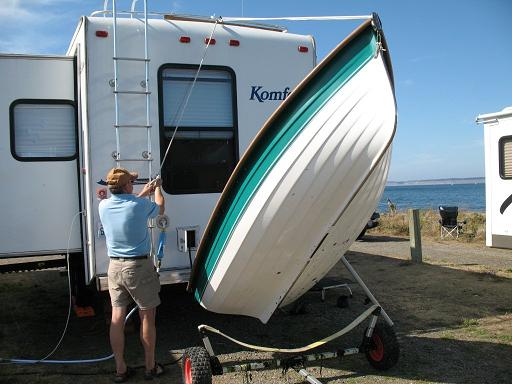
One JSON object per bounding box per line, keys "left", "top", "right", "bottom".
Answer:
{"left": 204, "top": 38, "right": 216, "bottom": 45}
{"left": 298, "top": 46, "right": 309, "bottom": 53}
{"left": 229, "top": 39, "right": 240, "bottom": 47}
{"left": 179, "top": 36, "right": 191, "bottom": 43}
{"left": 96, "top": 30, "right": 108, "bottom": 38}
{"left": 96, "top": 188, "right": 108, "bottom": 200}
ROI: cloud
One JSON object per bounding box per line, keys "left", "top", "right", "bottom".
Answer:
{"left": 0, "top": 0, "right": 78, "bottom": 24}
{"left": 0, "top": 1, "right": 78, "bottom": 54}
{"left": 0, "top": 1, "right": 34, "bottom": 21}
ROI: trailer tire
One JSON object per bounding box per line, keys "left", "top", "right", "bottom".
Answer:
{"left": 182, "top": 346, "right": 212, "bottom": 384}
{"left": 364, "top": 323, "right": 399, "bottom": 370}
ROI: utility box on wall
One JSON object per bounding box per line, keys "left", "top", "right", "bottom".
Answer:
{"left": 177, "top": 226, "right": 199, "bottom": 253}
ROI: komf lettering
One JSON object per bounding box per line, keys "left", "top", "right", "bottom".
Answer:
{"left": 250, "top": 86, "right": 291, "bottom": 102}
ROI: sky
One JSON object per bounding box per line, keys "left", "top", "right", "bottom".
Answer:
{"left": 0, "top": 0, "right": 510, "bottom": 182}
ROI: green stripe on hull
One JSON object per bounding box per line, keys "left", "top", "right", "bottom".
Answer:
{"left": 195, "top": 25, "right": 377, "bottom": 302}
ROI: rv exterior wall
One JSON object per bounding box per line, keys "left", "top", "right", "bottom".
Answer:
{"left": 480, "top": 108, "right": 512, "bottom": 249}
{"left": 80, "top": 16, "right": 315, "bottom": 284}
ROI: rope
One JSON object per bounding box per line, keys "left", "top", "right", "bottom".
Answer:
{"left": 198, "top": 304, "right": 379, "bottom": 354}
{"left": 158, "top": 16, "right": 221, "bottom": 172}
{"left": 222, "top": 15, "right": 372, "bottom": 22}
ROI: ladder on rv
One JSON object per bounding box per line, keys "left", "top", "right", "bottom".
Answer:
{"left": 110, "top": 0, "right": 153, "bottom": 180}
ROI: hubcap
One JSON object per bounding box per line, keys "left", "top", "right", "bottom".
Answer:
{"left": 369, "top": 334, "right": 384, "bottom": 361}
{"left": 184, "top": 357, "right": 192, "bottom": 383}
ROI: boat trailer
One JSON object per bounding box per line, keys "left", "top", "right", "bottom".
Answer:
{"left": 177, "top": 257, "right": 400, "bottom": 384}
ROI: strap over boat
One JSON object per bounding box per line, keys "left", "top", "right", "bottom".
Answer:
{"left": 198, "top": 304, "right": 380, "bottom": 353}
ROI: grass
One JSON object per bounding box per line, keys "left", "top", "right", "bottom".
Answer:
{"left": 499, "top": 334, "right": 512, "bottom": 343}
{"left": 371, "top": 209, "right": 486, "bottom": 243}
{"left": 435, "top": 315, "right": 512, "bottom": 345}
{"left": 461, "top": 318, "right": 479, "bottom": 327}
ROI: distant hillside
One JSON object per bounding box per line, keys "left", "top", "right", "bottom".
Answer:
{"left": 387, "top": 177, "right": 484, "bottom": 186}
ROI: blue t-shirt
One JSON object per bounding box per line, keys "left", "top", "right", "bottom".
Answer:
{"left": 98, "top": 194, "right": 159, "bottom": 257}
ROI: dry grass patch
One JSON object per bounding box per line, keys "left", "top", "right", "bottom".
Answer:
{"left": 434, "top": 314, "right": 512, "bottom": 345}
{"left": 371, "top": 209, "right": 486, "bottom": 243}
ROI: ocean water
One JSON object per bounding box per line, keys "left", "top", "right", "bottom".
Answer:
{"left": 377, "top": 183, "right": 485, "bottom": 213}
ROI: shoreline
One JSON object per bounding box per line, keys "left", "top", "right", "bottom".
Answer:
{"left": 386, "top": 177, "right": 485, "bottom": 187}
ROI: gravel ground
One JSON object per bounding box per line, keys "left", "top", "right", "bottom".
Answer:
{"left": 350, "top": 235, "right": 512, "bottom": 271}
{"left": 1, "top": 235, "right": 511, "bottom": 384}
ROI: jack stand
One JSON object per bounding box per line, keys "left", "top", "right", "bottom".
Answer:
{"left": 310, "top": 277, "right": 353, "bottom": 302}
{"left": 321, "top": 283, "right": 353, "bottom": 302}
{"left": 73, "top": 304, "right": 95, "bottom": 318}
{"left": 72, "top": 295, "right": 95, "bottom": 318}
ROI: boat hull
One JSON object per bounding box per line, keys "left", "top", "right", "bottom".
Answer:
{"left": 189, "top": 19, "right": 396, "bottom": 323}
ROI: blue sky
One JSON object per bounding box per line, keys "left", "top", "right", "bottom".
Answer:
{"left": 1, "top": 0, "right": 510, "bottom": 181}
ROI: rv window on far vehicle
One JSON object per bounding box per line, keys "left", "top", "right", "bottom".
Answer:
{"left": 499, "top": 136, "right": 512, "bottom": 179}
{"left": 10, "top": 100, "right": 77, "bottom": 161}
{"left": 159, "top": 66, "right": 238, "bottom": 194}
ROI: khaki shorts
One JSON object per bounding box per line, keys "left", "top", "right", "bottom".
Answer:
{"left": 108, "top": 258, "right": 161, "bottom": 310}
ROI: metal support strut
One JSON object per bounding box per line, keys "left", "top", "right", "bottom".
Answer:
{"left": 340, "top": 255, "right": 393, "bottom": 326}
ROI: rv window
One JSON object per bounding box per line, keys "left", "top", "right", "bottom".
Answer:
{"left": 10, "top": 101, "right": 76, "bottom": 161}
{"left": 499, "top": 136, "right": 512, "bottom": 179}
{"left": 159, "top": 66, "right": 238, "bottom": 194}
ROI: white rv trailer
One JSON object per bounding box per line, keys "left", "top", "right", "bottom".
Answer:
{"left": 0, "top": 10, "right": 316, "bottom": 297}
{"left": 477, "top": 106, "right": 512, "bottom": 249}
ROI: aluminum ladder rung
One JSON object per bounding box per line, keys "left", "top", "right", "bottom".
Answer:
{"left": 115, "top": 158, "right": 153, "bottom": 162}
{"left": 113, "top": 56, "right": 150, "bottom": 62}
{"left": 114, "top": 90, "right": 151, "bottom": 95}
{"left": 114, "top": 124, "right": 152, "bottom": 128}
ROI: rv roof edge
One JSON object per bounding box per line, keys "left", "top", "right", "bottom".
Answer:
{"left": 89, "top": 10, "right": 373, "bottom": 33}
{"left": 0, "top": 53, "right": 74, "bottom": 60}
{"left": 476, "top": 106, "right": 512, "bottom": 124}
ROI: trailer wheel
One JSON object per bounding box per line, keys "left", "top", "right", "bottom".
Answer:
{"left": 182, "top": 346, "right": 212, "bottom": 384}
{"left": 364, "top": 323, "right": 399, "bottom": 370}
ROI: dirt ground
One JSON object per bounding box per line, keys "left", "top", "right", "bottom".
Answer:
{"left": 1, "top": 235, "right": 511, "bottom": 384}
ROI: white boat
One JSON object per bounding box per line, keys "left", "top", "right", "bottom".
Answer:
{"left": 188, "top": 16, "right": 396, "bottom": 323}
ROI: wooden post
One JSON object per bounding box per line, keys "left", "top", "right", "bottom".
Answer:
{"left": 408, "top": 209, "right": 422, "bottom": 263}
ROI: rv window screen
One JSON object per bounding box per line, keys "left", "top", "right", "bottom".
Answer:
{"left": 500, "top": 136, "right": 512, "bottom": 179}
{"left": 160, "top": 67, "right": 238, "bottom": 194}
{"left": 162, "top": 69, "right": 233, "bottom": 127}
{"left": 11, "top": 102, "right": 76, "bottom": 160}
